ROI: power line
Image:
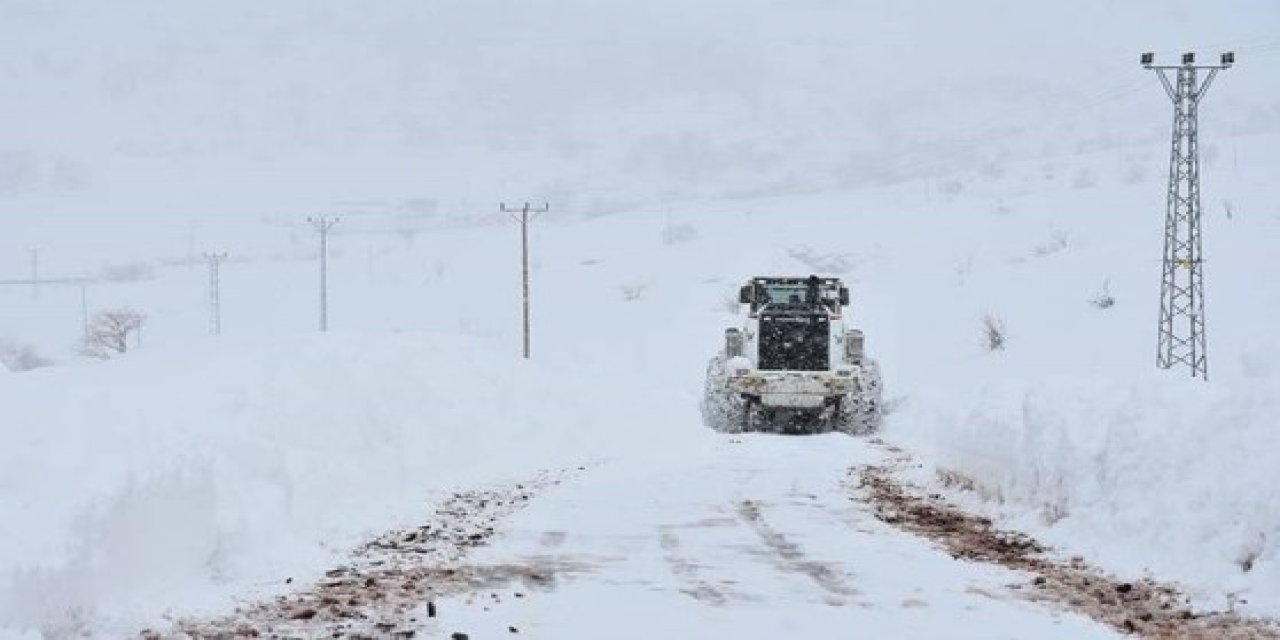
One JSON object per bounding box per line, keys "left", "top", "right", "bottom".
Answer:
{"left": 501, "top": 202, "right": 549, "bottom": 360}
{"left": 887, "top": 76, "right": 1156, "bottom": 181}
{"left": 307, "top": 216, "right": 340, "bottom": 332}
{"left": 1142, "top": 50, "right": 1233, "bottom": 380}
{"left": 80, "top": 280, "right": 89, "bottom": 342}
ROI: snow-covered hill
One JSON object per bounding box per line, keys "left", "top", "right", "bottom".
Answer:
{"left": 2, "top": 1, "right": 1280, "bottom": 637}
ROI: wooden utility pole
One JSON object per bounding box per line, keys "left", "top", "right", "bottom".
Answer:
{"left": 307, "top": 216, "right": 340, "bottom": 332}
{"left": 27, "top": 248, "right": 39, "bottom": 300}
{"left": 203, "top": 252, "right": 228, "bottom": 335}
{"left": 501, "top": 202, "right": 548, "bottom": 359}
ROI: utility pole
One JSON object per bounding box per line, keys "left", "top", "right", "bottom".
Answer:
{"left": 203, "top": 252, "right": 228, "bottom": 335}
{"left": 1141, "top": 50, "right": 1233, "bottom": 380}
{"left": 501, "top": 202, "right": 548, "bottom": 359}
{"left": 27, "top": 248, "right": 39, "bottom": 300}
{"left": 79, "top": 279, "right": 89, "bottom": 342}
{"left": 307, "top": 216, "right": 340, "bottom": 332}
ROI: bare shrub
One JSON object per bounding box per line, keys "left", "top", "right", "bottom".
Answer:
{"left": 0, "top": 338, "right": 53, "bottom": 372}
{"left": 80, "top": 308, "right": 146, "bottom": 359}
{"left": 937, "top": 468, "right": 1005, "bottom": 504}
{"left": 983, "top": 314, "right": 1007, "bottom": 352}
{"left": 620, "top": 283, "right": 649, "bottom": 302}
{"left": 937, "top": 468, "right": 977, "bottom": 493}
{"left": 1090, "top": 279, "right": 1116, "bottom": 310}
{"left": 1237, "top": 534, "right": 1264, "bottom": 573}
{"left": 1041, "top": 499, "right": 1069, "bottom": 525}
{"left": 1030, "top": 231, "right": 1070, "bottom": 258}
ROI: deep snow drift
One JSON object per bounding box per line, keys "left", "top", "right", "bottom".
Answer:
{"left": 0, "top": 333, "right": 683, "bottom": 637}
{"left": 893, "top": 371, "right": 1280, "bottom": 615}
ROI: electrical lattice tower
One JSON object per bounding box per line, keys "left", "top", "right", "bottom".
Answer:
{"left": 1142, "top": 51, "right": 1232, "bottom": 380}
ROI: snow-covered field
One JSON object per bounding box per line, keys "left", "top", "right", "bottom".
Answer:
{"left": 2, "top": 128, "right": 1277, "bottom": 634}
{"left": 0, "top": 334, "right": 678, "bottom": 635}
{"left": 2, "top": 1, "right": 1280, "bottom": 637}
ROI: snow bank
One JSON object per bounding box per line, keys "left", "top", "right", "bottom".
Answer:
{"left": 0, "top": 332, "right": 663, "bottom": 637}
{"left": 891, "top": 363, "right": 1280, "bottom": 616}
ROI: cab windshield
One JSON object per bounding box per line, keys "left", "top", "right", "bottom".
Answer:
{"left": 759, "top": 284, "right": 812, "bottom": 305}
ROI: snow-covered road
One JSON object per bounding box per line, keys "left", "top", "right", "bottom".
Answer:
{"left": 427, "top": 434, "right": 1117, "bottom": 639}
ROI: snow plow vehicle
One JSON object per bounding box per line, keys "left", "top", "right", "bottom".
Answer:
{"left": 702, "top": 275, "right": 882, "bottom": 434}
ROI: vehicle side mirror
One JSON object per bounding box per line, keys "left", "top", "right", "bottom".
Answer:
{"left": 725, "top": 328, "right": 744, "bottom": 357}
{"left": 844, "top": 329, "right": 864, "bottom": 363}
{"left": 839, "top": 287, "right": 850, "bottom": 306}
{"left": 738, "top": 285, "right": 753, "bottom": 304}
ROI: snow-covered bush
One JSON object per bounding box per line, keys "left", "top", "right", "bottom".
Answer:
{"left": 0, "top": 339, "right": 53, "bottom": 372}
{"left": 79, "top": 309, "right": 146, "bottom": 359}
{"left": 1090, "top": 279, "right": 1116, "bottom": 309}
{"left": 1030, "top": 231, "right": 1070, "bottom": 258}
{"left": 982, "top": 314, "right": 1007, "bottom": 351}
{"left": 620, "top": 283, "right": 649, "bottom": 301}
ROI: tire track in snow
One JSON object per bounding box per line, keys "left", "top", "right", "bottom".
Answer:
{"left": 735, "top": 499, "right": 860, "bottom": 602}
{"left": 658, "top": 528, "right": 731, "bottom": 606}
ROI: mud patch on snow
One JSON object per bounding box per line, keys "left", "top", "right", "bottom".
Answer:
{"left": 856, "top": 462, "right": 1280, "bottom": 639}
{"left": 736, "top": 500, "right": 859, "bottom": 600}
{"left": 147, "top": 471, "right": 585, "bottom": 639}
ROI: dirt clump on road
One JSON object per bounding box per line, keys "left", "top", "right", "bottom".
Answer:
{"left": 857, "top": 463, "right": 1280, "bottom": 640}
{"left": 148, "top": 472, "right": 582, "bottom": 640}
